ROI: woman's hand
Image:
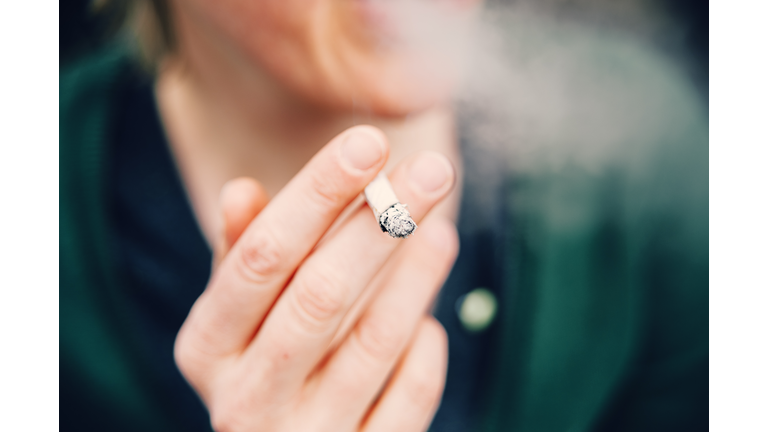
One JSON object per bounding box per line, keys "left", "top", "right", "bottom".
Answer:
{"left": 174, "top": 125, "right": 459, "bottom": 432}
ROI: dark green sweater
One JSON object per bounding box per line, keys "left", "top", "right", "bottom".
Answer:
{"left": 61, "top": 42, "right": 708, "bottom": 431}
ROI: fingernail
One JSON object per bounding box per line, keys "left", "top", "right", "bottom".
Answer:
{"left": 408, "top": 152, "right": 452, "bottom": 194}
{"left": 341, "top": 131, "right": 384, "bottom": 171}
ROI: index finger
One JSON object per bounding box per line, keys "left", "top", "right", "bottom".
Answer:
{"left": 176, "top": 126, "right": 389, "bottom": 369}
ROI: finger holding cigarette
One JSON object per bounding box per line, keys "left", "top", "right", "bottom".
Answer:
{"left": 241, "top": 150, "right": 455, "bottom": 395}
{"left": 175, "top": 124, "right": 456, "bottom": 431}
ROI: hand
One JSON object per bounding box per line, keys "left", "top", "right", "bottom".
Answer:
{"left": 174, "top": 125, "right": 459, "bottom": 431}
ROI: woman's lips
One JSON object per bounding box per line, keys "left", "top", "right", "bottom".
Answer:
{"left": 350, "top": 0, "right": 406, "bottom": 43}
{"left": 350, "top": 0, "right": 479, "bottom": 45}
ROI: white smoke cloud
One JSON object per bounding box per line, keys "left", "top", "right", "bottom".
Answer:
{"left": 364, "top": 0, "right": 707, "bottom": 232}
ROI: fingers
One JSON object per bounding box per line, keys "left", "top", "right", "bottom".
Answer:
{"left": 241, "top": 151, "right": 455, "bottom": 395}
{"left": 361, "top": 317, "right": 448, "bottom": 432}
{"left": 307, "top": 219, "right": 458, "bottom": 429}
{"left": 213, "top": 177, "right": 270, "bottom": 268}
{"left": 175, "top": 126, "right": 389, "bottom": 382}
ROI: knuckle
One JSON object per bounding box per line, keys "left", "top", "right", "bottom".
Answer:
{"left": 173, "top": 326, "right": 217, "bottom": 391}
{"left": 408, "top": 250, "right": 458, "bottom": 296}
{"left": 305, "top": 171, "right": 346, "bottom": 211}
{"left": 205, "top": 365, "right": 285, "bottom": 432}
{"left": 401, "top": 318, "right": 447, "bottom": 411}
{"left": 173, "top": 329, "right": 201, "bottom": 379}
{"left": 173, "top": 337, "right": 194, "bottom": 377}
{"left": 416, "top": 221, "right": 459, "bottom": 269}
{"left": 418, "top": 252, "right": 450, "bottom": 278}
{"left": 419, "top": 240, "right": 458, "bottom": 275}
{"left": 290, "top": 270, "right": 348, "bottom": 333}
{"left": 403, "top": 369, "right": 444, "bottom": 412}
{"left": 424, "top": 317, "right": 449, "bottom": 348}
{"left": 353, "top": 317, "right": 403, "bottom": 362}
{"left": 208, "top": 410, "right": 231, "bottom": 432}
{"left": 209, "top": 405, "right": 247, "bottom": 432}
{"left": 208, "top": 389, "right": 269, "bottom": 432}
{"left": 237, "top": 231, "right": 284, "bottom": 283}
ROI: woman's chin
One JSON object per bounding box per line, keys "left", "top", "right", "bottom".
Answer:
{"left": 335, "top": 62, "right": 458, "bottom": 118}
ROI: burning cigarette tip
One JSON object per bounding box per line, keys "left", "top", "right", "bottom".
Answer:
{"left": 379, "top": 203, "right": 417, "bottom": 238}
{"left": 364, "top": 173, "right": 417, "bottom": 239}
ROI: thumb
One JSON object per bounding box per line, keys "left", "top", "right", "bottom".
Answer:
{"left": 213, "top": 177, "right": 270, "bottom": 268}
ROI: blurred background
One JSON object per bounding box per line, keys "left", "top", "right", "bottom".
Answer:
{"left": 60, "top": 0, "right": 708, "bottom": 96}
{"left": 59, "top": 2, "right": 709, "bottom": 430}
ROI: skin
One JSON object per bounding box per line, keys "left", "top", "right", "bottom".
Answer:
{"left": 159, "top": 0, "right": 475, "bottom": 430}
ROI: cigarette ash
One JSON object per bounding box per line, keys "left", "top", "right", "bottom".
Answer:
{"left": 379, "top": 203, "right": 417, "bottom": 239}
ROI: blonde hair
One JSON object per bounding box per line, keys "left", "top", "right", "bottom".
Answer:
{"left": 93, "top": 0, "right": 174, "bottom": 68}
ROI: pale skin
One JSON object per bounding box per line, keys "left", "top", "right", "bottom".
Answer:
{"left": 159, "top": 0, "right": 474, "bottom": 430}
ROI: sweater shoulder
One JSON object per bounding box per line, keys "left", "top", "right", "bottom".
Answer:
{"left": 60, "top": 47, "right": 132, "bottom": 150}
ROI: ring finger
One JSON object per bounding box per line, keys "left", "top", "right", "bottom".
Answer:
{"left": 362, "top": 317, "right": 449, "bottom": 432}
{"left": 239, "top": 151, "right": 455, "bottom": 398}
{"left": 306, "top": 218, "right": 458, "bottom": 429}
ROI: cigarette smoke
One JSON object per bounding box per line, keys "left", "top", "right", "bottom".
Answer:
{"left": 375, "top": 0, "right": 707, "bottom": 236}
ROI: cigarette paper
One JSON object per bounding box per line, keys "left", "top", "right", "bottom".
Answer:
{"left": 364, "top": 173, "right": 417, "bottom": 238}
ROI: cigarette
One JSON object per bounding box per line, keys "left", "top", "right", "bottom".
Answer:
{"left": 364, "top": 173, "right": 417, "bottom": 239}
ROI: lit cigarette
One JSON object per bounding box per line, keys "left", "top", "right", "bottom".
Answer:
{"left": 364, "top": 173, "right": 417, "bottom": 239}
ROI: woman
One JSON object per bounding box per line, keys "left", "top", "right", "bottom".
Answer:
{"left": 61, "top": 0, "right": 708, "bottom": 430}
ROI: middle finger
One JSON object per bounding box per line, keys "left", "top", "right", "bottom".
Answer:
{"left": 240, "top": 151, "right": 455, "bottom": 396}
